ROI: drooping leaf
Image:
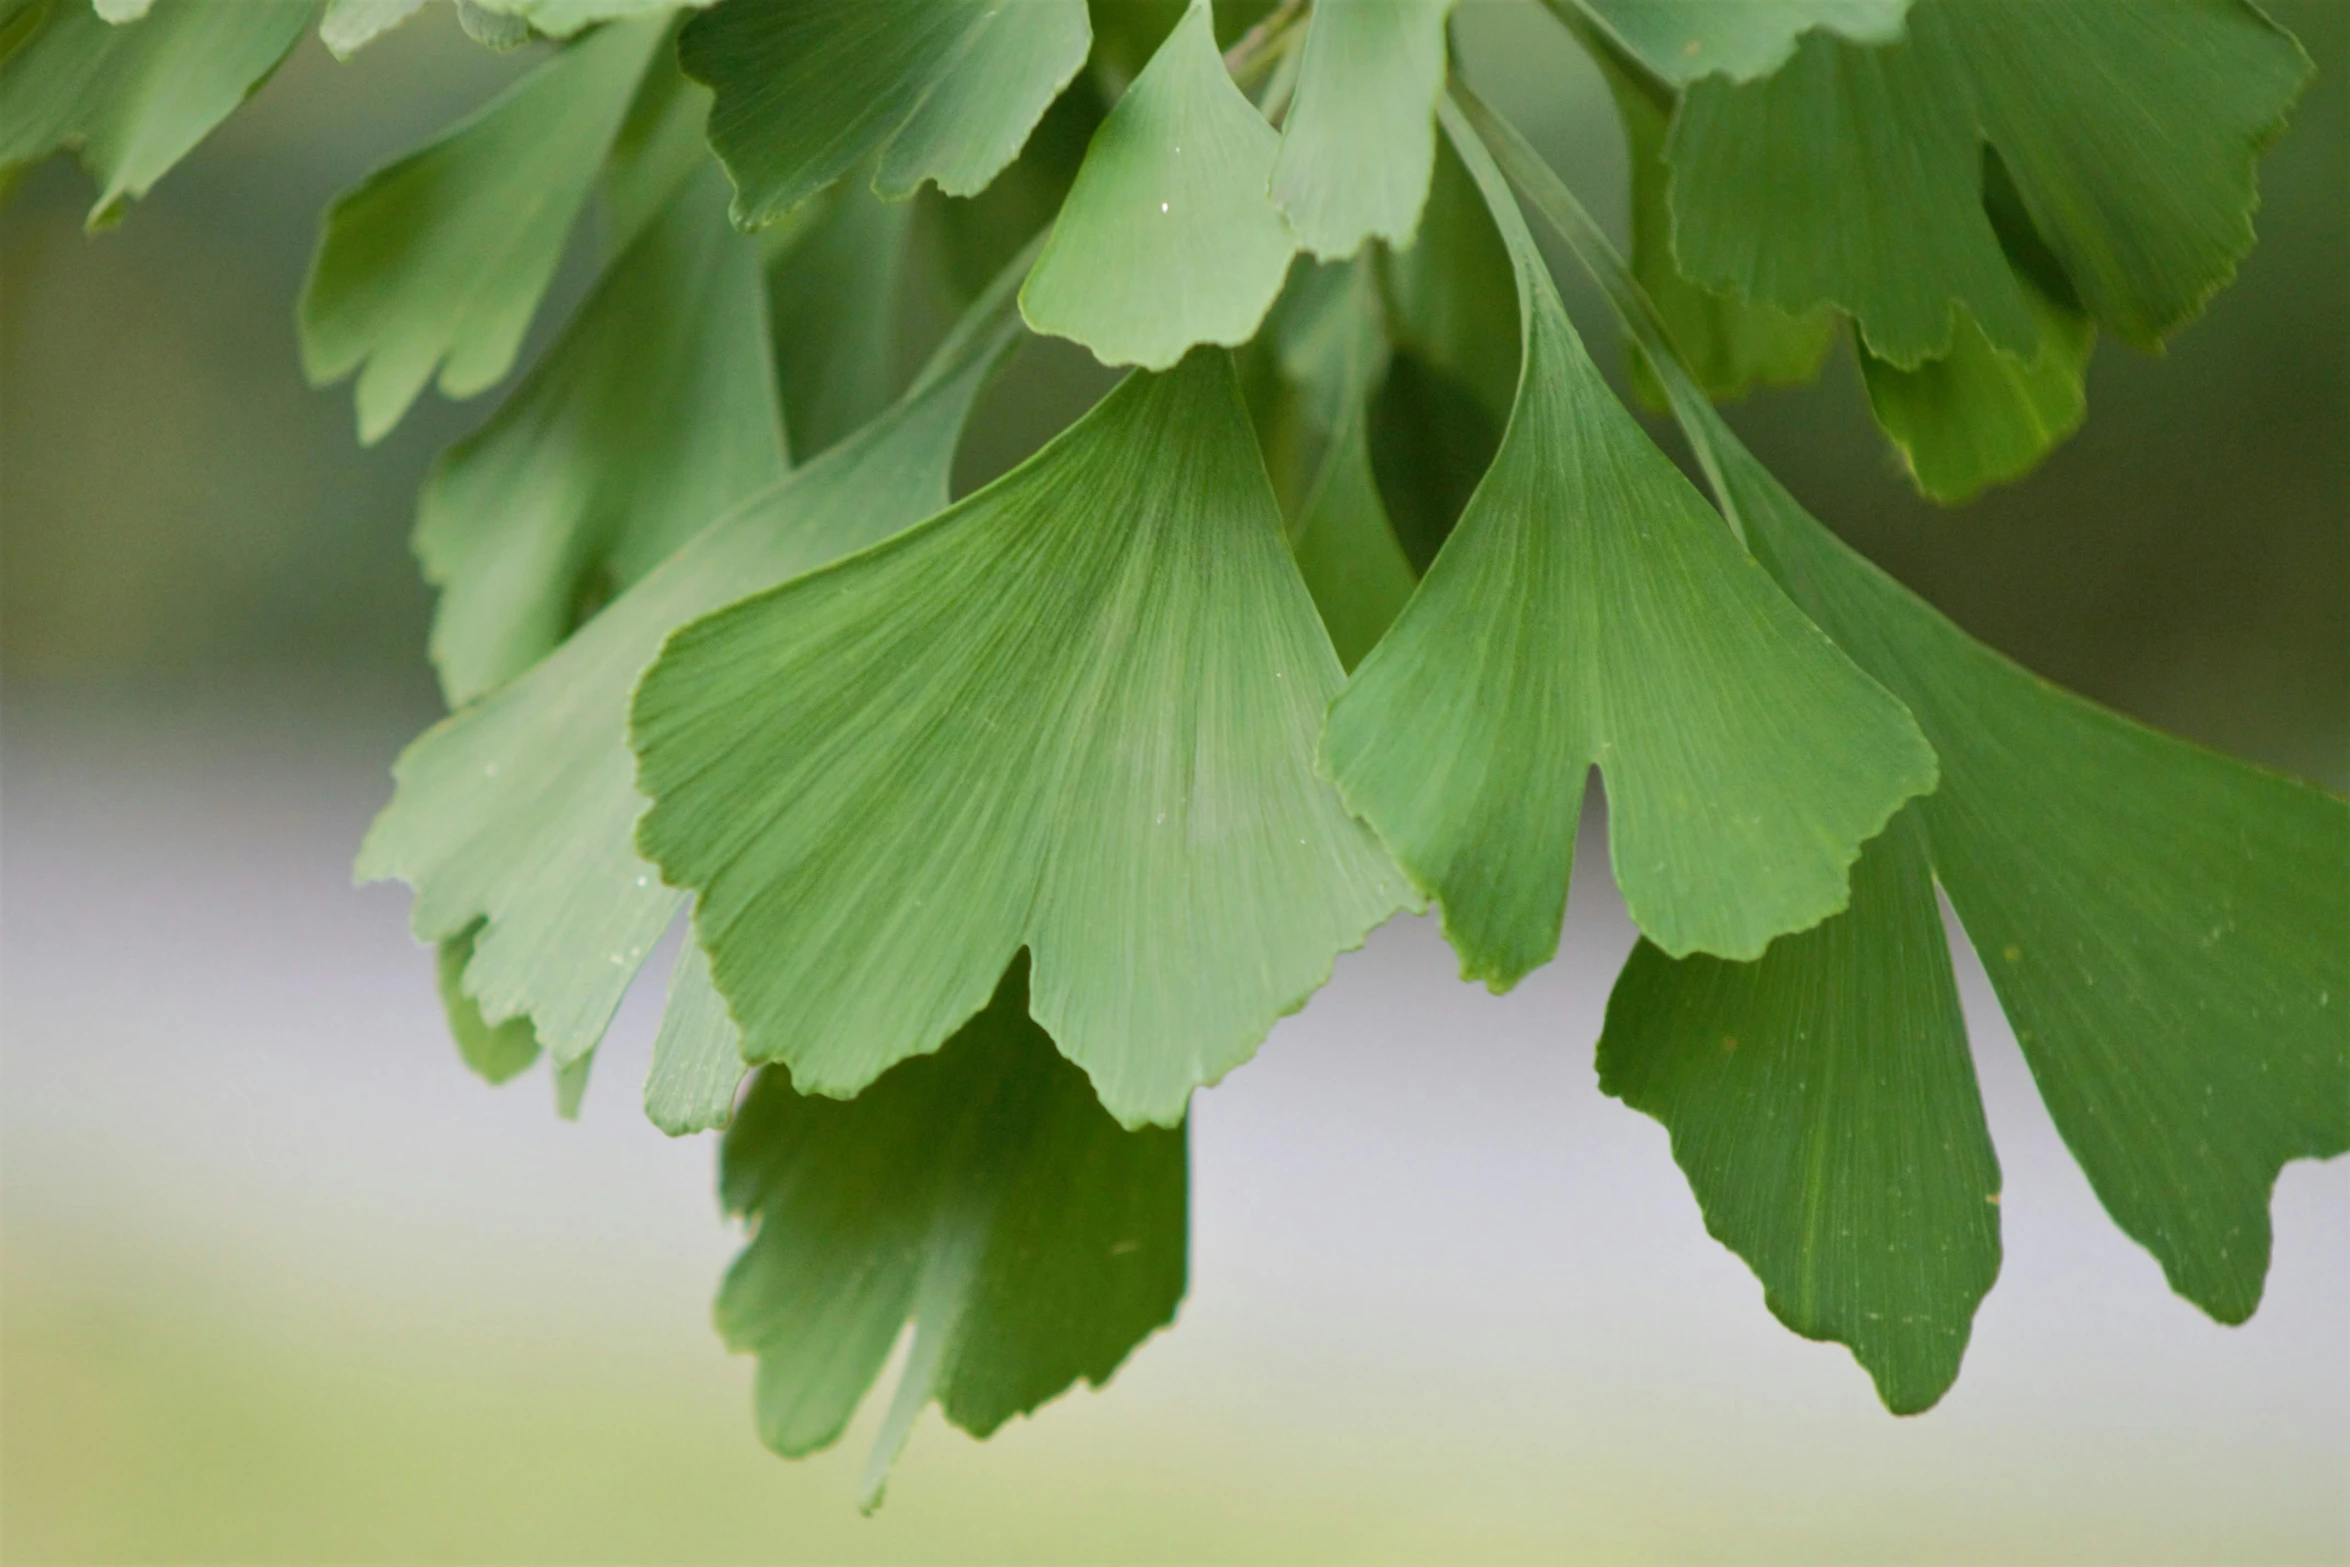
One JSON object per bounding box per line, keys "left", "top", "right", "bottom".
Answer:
{"left": 1666, "top": 0, "right": 2312, "bottom": 364}
{"left": 644, "top": 934, "right": 743, "bottom": 1135}
{"left": 437, "top": 923, "right": 544, "bottom": 1086}
{"left": 680, "top": 0, "right": 1091, "bottom": 229}
{"left": 1600, "top": 812, "right": 2001, "bottom": 1413}
{"left": 1270, "top": 0, "right": 1452, "bottom": 260}
{"left": 1858, "top": 268, "right": 2092, "bottom": 504}
{"left": 319, "top": 0, "right": 425, "bottom": 60}
{"left": 1375, "top": 127, "right": 1517, "bottom": 420}
{"left": 1322, "top": 99, "right": 1934, "bottom": 986}
{"left": 1569, "top": 0, "right": 1912, "bottom": 84}
{"left": 632, "top": 347, "right": 1412, "bottom": 1129}
{"left": 762, "top": 176, "right": 915, "bottom": 461}
{"left": 1021, "top": 0, "right": 1298, "bottom": 369}
{"left": 601, "top": 29, "right": 717, "bottom": 256}
{"left": 467, "top": 0, "right": 718, "bottom": 38}
{"left": 1582, "top": 28, "right": 1833, "bottom": 405}
{"left": 454, "top": 0, "right": 528, "bottom": 50}
{"left": 299, "top": 14, "right": 665, "bottom": 443}
{"left": 359, "top": 258, "right": 1028, "bottom": 1076}
{"left": 1490, "top": 105, "right": 2348, "bottom": 1329}
{"left": 417, "top": 164, "right": 786, "bottom": 707}
{"left": 718, "top": 954, "right": 1185, "bottom": 1510}
{"left": 0, "top": 0, "right": 311, "bottom": 229}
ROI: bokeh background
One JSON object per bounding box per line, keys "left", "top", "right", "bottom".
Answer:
{"left": 3, "top": 2, "right": 2344, "bottom": 1561}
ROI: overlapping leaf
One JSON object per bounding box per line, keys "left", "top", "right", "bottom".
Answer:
{"left": 360, "top": 263, "right": 1028, "bottom": 1111}
{"left": 0, "top": 0, "right": 311, "bottom": 227}
{"left": 1479, "top": 91, "right": 2347, "bottom": 1346}
{"left": 1021, "top": 0, "right": 1297, "bottom": 369}
{"left": 632, "top": 347, "right": 1411, "bottom": 1129}
{"left": 719, "top": 954, "right": 1185, "bottom": 1510}
{"left": 299, "top": 14, "right": 665, "bottom": 442}
{"left": 1570, "top": 0, "right": 1911, "bottom": 84}
{"left": 762, "top": 176, "right": 914, "bottom": 461}
{"left": 468, "top": 0, "right": 718, "bottom": 38}
{"left": 1270, "top": 0, "right": 1452, "bottom": 260}
{"left": 417, "top": 163, "right": 785, "bottom": 706}
{"left": 1322, "top": 100, "right": 1934, "bottom": 987}
{"left": 1667, "top": 0, "right": 2312, "bottom": 366}
{"left": 681, "top": 0, "right": 1091, "bottom": 229}
{"left": 436, "top": 924, "right": 599, "bottom": 1118}
{"left": 319, "top": 0, "right": 425, "bottom": 60}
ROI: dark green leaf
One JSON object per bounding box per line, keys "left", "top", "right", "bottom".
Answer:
{"left": 762, "top": 176, "right": 915, "bottom": 461}
{"left": 681, "top": 0, "right": 1091, "bottom": 229}
{"left": 632, "top": 347, "right": 1411, "bottom": 1129}
{"left": 1601, "top": 812, "right": 2001, "bottom": 1413}
{"left": 299, "top": 14, "right": 666, "bottom": 442}
{"left": 718, "top": 954, "right": 1185, "bottom": 1509}
{"left": 1323, "top": 100, "right": 1935, "bottom": 985}
{"left": 417, "top": 163, "right": 785, "bottom": 706}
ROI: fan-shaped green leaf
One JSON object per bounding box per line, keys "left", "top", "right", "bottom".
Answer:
{"left": 359, "top": 263, "right": 1027, "bottom": 1077}
{"left": 1600, "top": 812, "right": 2001, "bottom": 1414}
{"left": 1270, "top": 0, "right": 1452, "bottom": 260}
{"left": 1667, "top": 0, "right": 2311, "bottom": 364}
{"left": 718, "top": 954, "right": 1185, "bottom": 1510}
{"left": 417, "top": 164, "right": 785, "bottom": 706}
{"left": 1021, "top": 0, "right": 1298, "bottom": 369}
{"left": 1570, "top": 0, "right": 1911, "bottom": 84}
{"left": 632, "top": 347, "right": 1411, "bottom": 1129}
{"left": 680, "top": 0, "right": 1091, "bottom": 229}
{"left": 0, "top": 0, "right": 311, "bottom": 228}
{"left": 1494, "top": 107, "right": 2349, "bottom": 1327}
{"left": 1322, "top": 100, "right": 1934, "bottom": 985}
{"left": 298, "top": 14, "right": 664, "bottom": 443}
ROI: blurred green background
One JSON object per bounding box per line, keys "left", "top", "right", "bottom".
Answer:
{"left": 2, "top": 3, "right": 2344, "bottom": 1563}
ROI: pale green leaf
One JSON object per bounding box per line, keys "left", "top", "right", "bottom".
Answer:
{"left": 632, "top": 347, "right": 1412, "bottom": 1128}
{"left": 1270, "top": 0, "right": 1452, "bottom": 260}
{"left": 1859, "top": 268, "right": 2092, "bottom": 504}
{"left": 1021, "top": 0, "right": 1298, "bottom": 369}
{"left": 1571, "top": 0, "right": 1910, "bottom": 85}
{"left": 1507, "top": 120, "right": 2350, "bottom": 1326}
{"left": 469, "top": 0, "right": 716, "bottom": 39}
{"left": 94, "top": 0, "right": 153, "bottom": 23}
{"left": 1667, "top": 0, "right": 2312, "bottom": 363}
{"left": 0, "top": 0, "right": 311, "bottom": 228}
{"left": 645, "top": 935, "right": 742, "bottom": 1134}
{"left": 1584, "top": 30, "right": 1832, "bottom": 404}
{"left": 1601, "top": 812, "right": 2001, "bottom": 1414}
{"left": 454, "top": 0, "right": 526, "bottom": 50}
{"left": 358, "top": 264, "right": 1027, "bottom": 1071}
{"left": 416, "top": 164, "right": 785, "bottom": 706}
{"left": 1321, "top": 99, "right": 1934, "bottom": 985}
{"left": 319, "top": 0, "right": 425, "bottom": 60}
{"left": 718, "top": 955, "right": 1184, "bottom": 1510}
{"left": 298, "top": 15, "right": 665, "bottom": 443}
{"left": 681, "top": 0, "right": 1091, "bottom": 228}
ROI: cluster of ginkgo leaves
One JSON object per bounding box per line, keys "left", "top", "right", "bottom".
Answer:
{"left": 5, "top": 0, "right": 2344, "bottom": 1507}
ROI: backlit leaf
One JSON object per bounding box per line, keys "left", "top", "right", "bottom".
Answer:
{"left": 359, "top": 260, "right": 1027, "bottom": 1077}
{"left": 0, "top": 0, "right": 311, "bottom": 228}
{"left": 1569, "top": 0, "right": 1911, "bottom": 84}
{"left": 1270, "top": 0, "right": 1452, "bottom": 260}
{"left": 320, "top": 0, "right": 425, "bottom": 60}
{"left": 1021, "top": 0, "right": 1298, "bottom": 369}
{"left": 1600, "top": 812, "right": 2001, "bottom": 1413}
{"left": 718, "top": 955, "right": 1184, "bottom": 1510}
{"left": 299, "top": 14, "right": 665, "bottom": 442}
{"left": 681, "top": 0, "right": 1091, "bottom": 228}
{"left": 632, "top": 346, "right": 1412, "bottom": 1128}
{"left": 417, "top": 163, "right": 785, "bottom": 706}
{"left": 1667, "top": 0, "right": 2312, "bottom": 363}
{"left": 1322, "top": 99, "right": 1934, "bottom": 985}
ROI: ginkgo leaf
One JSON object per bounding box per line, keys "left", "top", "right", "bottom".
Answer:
{"left": 601, "top": 29, "right": 717, "bottom": 257}
{"left": 762, "top": 176, "right": 915, "bottom": 461}
{"left": 1582, "top": 28, "right": 1832, "bottom": 405}
{"left": 1270, "top": 0, "right": 1452, "bottom": 260}
{"left": 1667, "top": 0, "right": 2312, "bottom": 364}
{"left": 1600, "top": 812, "right": 2001, "bottom": 1414}
{"left": 438, "top": 924, "right": 543, "bottom": 1086}
{"left": 1020, "top": 0, "right": 1298, "bottom": 370}
{"left": 416, "top": 164, "right": 785, "bottom": 706}
{"left": 1321, "top": 99, "right": 1934, "bottom": 986}
{"left": 644, "top": 934, "right": 743, "bottom": 1135}
{"left": 1568, "top": 0, "right": 1912, "bottom": 85}
{"left": 681, "top": 0, "right": 1091, "bottom": 229}
{"left": 454, "top": 0, "right": 527, "bottom": 50}
{"left": 467, "top": 0, "right": 717, "bottom": 39}
{"left": 359, "top": 262, "right": 1028, "bottom": 1072}
{"left": 299, "top": 14, "right": 665, "bottom": 443}
{"left": 632, "top": 347, "right": 1412, "bottom": 1129}
{"left": 1492, "top": 108, "right": 2348, "bottom": 1330}
{"left": 718, "top": 954, "right": 1185, "bottom": 1511}
{"left": 1858, "top": 267, "right": 2091, "bottom": 504}
{"left": 319, "top": 0, "right": 425, "bottom": 60}
{"left": 94, "top": 0, "right": 154, "bottom": 23}
{"left": 0, "top": 0, "right": 311, "bottom": 229}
